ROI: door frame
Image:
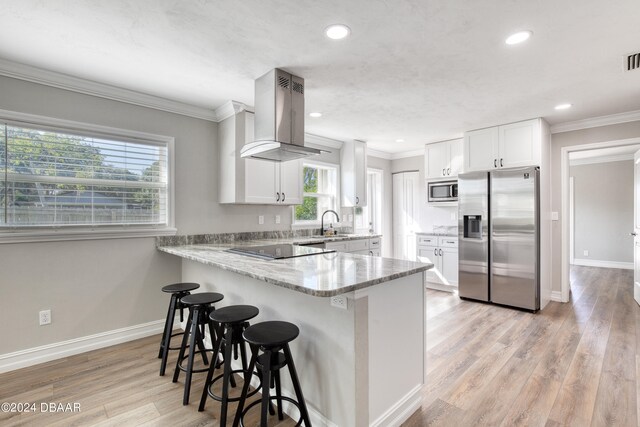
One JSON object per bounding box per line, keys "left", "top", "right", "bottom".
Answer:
{"left": 560, "top": 136, "right": 640, "bottom": 302}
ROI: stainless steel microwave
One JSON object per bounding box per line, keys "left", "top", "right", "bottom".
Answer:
{"left": 428, "top": 180, "right": 458, "bottom": 203}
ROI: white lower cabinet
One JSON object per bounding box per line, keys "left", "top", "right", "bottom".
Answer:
{"left": 417, "top": 235, "right": 458, "bottom": 291}
{"left": 325, "top": 237, "right": 382, "bottom": 256}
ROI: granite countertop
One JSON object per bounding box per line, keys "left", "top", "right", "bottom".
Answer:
{"left": 158, "top": 238, "right": 431, "bottom": 297}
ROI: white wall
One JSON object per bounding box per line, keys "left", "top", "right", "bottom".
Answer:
{"left": 551, "top": 120, "right": 640, "bottom": 293}
{"left": 570, "top": 160, "right": 634, "bottom": 264}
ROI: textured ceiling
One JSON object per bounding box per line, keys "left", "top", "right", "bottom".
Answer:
{"left": 1, "top": 0, "right": 640, "bottom": 153}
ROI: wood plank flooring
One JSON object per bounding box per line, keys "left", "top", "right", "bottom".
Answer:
{"left": 0, "top": 332, "right": 295, "bottom": 426}
{"left": 404, "top": 266, "right": 639, "bottom": 427}
{"left": 0, "top": 265, "right": 637, "bottom": 426}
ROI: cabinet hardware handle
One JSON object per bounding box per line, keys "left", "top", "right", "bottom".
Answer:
{"left": 276, "top": 192, "right": 280, "bottom": 202}
{"left": 447, "top": 168, "right": 451, "bottom": 175}
{"left": 442, "top": 168, "right": 446, "bottom": 176}
{"left": 434, "top": 248, "right": 438, "bottom": 256}
{"left": 282, "top": 193, "right": 285, "bottom": 202}
{"left": 356, "top": 196, "right": 359, "bottom": 205}
{"left": 500, "top": 158, "right": 503, "bottom": 167}
{"left": 439, "top": 249, "right": 443, "bottom": 256}
{"left": 369, "top": 251, "right": 373, "bottom": 256}
{"left": 494, "top": 159, "right": 497, "bottom": 168}
{"left": 631, "top": 232, "right": 637, "bottom": 236}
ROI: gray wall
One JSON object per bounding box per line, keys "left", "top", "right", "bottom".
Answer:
{"left": 0, "top": 75, "right": 395, "bottom": 355}
{"left": 551, "top": 120, "right": 640, "bottom": 292}
{"left": 571, "top": 161, "right": 633, "bottom": 263}
{"left": 0, "top": 75, "right": 294, "bottom": 355}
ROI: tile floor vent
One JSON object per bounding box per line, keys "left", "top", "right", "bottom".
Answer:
{"left": 626, "top": 52, "right": 640, "bottom": 71}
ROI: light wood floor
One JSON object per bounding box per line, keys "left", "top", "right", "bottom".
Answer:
{"left": 1, "top": 266, "right": 637, "bottom": 426}
{"left": 0, "top": 331, "right": 295, "bottom": 426}
{"left": 404, "top": 266, "right": 639, "bottom": 427}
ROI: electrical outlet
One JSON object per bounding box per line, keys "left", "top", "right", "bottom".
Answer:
{"left": 258, "top": 215, "right": 264, "bottom": 225}
{"left": 583, "top": 250, "right": 589, "bottom": 257}
{"left": 39, "top": 309, "right": 51, "bottom": 326}
{"left": 275, "top": 215, "right": 281, "bottom": 224}
{"left": 331, "top": 295, "right": 348, "bottom": 310}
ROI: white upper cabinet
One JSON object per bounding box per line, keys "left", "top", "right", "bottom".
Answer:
{"left": 219, "top": 107, "right": 302, "bottom": 205}
{"left": 463, "top": 119, "right": 541, "bottom": 172}
{"left": 425, "top": 138, "right": 463, "bottom": 179}
{"left": 341, "top": 140, "right": 368, "bottom": 207}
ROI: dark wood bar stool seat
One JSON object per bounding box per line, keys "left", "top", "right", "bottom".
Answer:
{"left": 198, "top": 305, "right": 261, "bottom": 427}
{"left": 158, "top": 282, "right": 200, "bottom": 376}
{"left": 172, "top": 292, "right": 224, "bottom": 405}
{"left": 233, "top": 321, "right": 312, "bottom": 427}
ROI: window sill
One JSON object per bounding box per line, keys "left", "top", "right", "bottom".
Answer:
{"left": 0, "top": 227, "right": 178, "bottom": 244}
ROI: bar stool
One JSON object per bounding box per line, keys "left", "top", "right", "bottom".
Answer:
{"left": 172, "top": 292, "right": 224, "bottom": 405}
{"left": 233, "top": 321, "right": 312, "bottom": 427}
{"left": 158, "top": 282, "right": 200, "bottom": 376}
{"left": 198, "top": 305, "right": 261, "bottom": 426}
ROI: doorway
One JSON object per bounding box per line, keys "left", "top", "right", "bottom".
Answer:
{"left": 560, "top": 138, "right": 640, "bottom": 302}
{"left": 393, "top": 171, "right": 419, "bottom": 260}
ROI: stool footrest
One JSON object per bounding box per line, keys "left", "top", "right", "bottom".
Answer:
{"left": 240, "top": 395, "right": 304, "bottom": 427}
{"left": 206, "top": 369, "right": 261, "bottom": 402}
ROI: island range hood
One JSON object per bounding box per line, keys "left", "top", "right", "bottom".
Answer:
{"left": 240, "top": 68, "right": 324, "bottom": 162}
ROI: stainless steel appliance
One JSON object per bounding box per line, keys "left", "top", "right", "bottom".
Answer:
{"left": 227, "top": 244, "right": 335, "bottom": 260}
{"left": 427, "top": 180, "right": 458, "bottom": 203}
{"left": 458, "top": 167, "right": 540, "bottom": 311}
{"left": 240, "top": 68, "right": 325, "bottom": 162}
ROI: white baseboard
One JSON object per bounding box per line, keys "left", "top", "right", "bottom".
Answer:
{"left": 370, "top": 384, "right": 423, "bottom": 427}
{"left": 572, "top": 258, "right": 633, "bottom": 270}
{"left": 550, "top": 291, "right": 564, "bottom": 302}
{"left": 0, "top": 318, "right": 168, "bottom": 374}
{"left": 425, "top": 282, "right": 457, "bottom": 293}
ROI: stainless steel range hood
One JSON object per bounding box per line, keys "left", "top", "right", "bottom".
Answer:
{"left": 240, "top": 68, "right": 324, "bottom": 162}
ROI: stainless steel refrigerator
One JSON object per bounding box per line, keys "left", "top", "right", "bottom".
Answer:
{"left": 458, "top": 166, "right": 540, "bottom": 311}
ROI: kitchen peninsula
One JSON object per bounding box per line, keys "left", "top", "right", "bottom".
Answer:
{"left": 158, "top": 232, "right": 432, "bottom": 427}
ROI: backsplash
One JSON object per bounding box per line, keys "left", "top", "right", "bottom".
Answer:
{"left": 157, "top": 227, "right": 354, "bottom": 247}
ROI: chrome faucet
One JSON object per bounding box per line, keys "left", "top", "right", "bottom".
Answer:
{"left": 320, "top": 210, "right": 340, "bottom": 235}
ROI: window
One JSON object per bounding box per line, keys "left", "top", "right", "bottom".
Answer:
{"left": 0, "top": 113, "right": 173, "bottom": 240}
{"left": 294, "top": 162, "right": 338, "bottom": 224}
{"left": 355, "top": 168, "right": 383, "bottom": 233}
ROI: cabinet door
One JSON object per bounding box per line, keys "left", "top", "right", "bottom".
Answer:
{"left": 245, "top": 159, "right": 279, "bottom": 204}
{"left": 325, "top": 241, "right": 349, "bottom": 252}
{"left": 448, "top": 139, "right": 463, "bottom": 177}
{"left": 440, "top": 246, "right": 459, "bottom": 286}
{"left": 279, "top": 160, "right": 303, "bottom": 205}
{"left": 463, "top": 127, "right": 499, "bottom": 172}
{"left": 498, "top": 119, "right": 540, "bottom": 168}
{"left": 354, "top": 140, "right": 367, "bottom": 206}
{"left": 417, "top": 246, "right": 441, "bottom": 284}
{"left": 425, "top": 141, "right": 449, "bottom": 179}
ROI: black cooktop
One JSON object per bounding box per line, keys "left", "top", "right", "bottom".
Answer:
{"left": 227, "top": 244, "right": 335, "bottom": 260}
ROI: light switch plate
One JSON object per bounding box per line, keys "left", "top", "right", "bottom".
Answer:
{"left": 275, "top": 215, "right": 281, "bottom": 224}
{"left": 551, "top": 212, "right": 559, "bottom": 221}
{"left": 258, "top": 215, "right": 264, "bottom": 225}
{"left": 583, "top": 250, "right": 589, "bottom": 257}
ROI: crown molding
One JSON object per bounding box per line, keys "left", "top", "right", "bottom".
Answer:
{"left": 0, "top": 58, "right": 219, "bottom": 122}
{"left": 367, "top": 148, "right": 393, "bottom": 160}
{"left": 214, "top": 100, "right": 253, "bottom": 122}
{"left": 305, "top": 133, "right": 343, "bottom": 149}
{"left": 551, "top": 109, "right": 640, "bottom": 134}
{"left": 569, "top": 153, "right": 634, "bottom": 166}
{"left": 390, "top": 149, "right": 424, "bottom": 160}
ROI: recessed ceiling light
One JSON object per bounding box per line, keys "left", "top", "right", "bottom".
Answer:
{"left": 395, "top": 139, "right": 405, "bottom": 143}
{"left": 555, "top": 103, "right": 573, "bottom": 110}
{"left": 325, "top": 24, "right": 351, "bottom": 40}
{"left": 505, "top": 30, "right": 532, "bottom": 45}
{"left": 309, "top": 112, "right": 323, "bottom": 118}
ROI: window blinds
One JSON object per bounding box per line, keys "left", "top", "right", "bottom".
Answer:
{"left": 0, "top": 122, "right": 168, "bottom": 227}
